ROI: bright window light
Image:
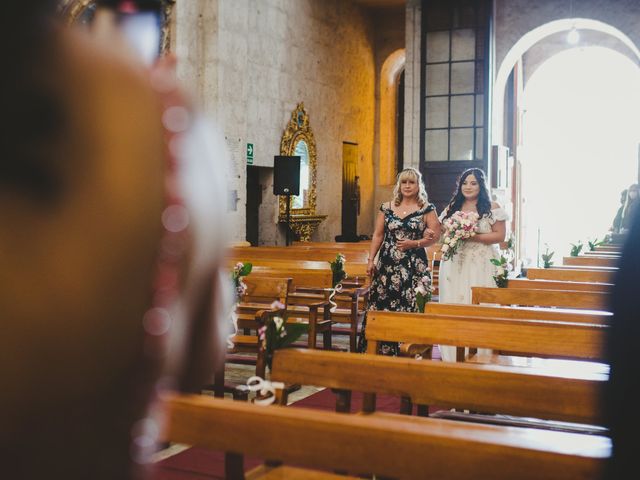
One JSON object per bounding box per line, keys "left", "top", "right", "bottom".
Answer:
{"left": 520, "top": 46, "right": 640, "bottom": 266}
{"left": 567, "top": 27, "right": 580, "bottom": 44}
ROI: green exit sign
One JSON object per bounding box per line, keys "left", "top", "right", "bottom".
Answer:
{"left": 246, "top": 143, "right": 254, "bottom": 164}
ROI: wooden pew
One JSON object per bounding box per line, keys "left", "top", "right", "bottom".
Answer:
{"left": 563, "top": 255, "right": 619, "bottom": 268}
{"left": 291, "top": 286, "right": 369, "bottom": 352}
{"left": 164, "top": 394, "right": 609, "bottom": 480}
{"left": 232, "top": 266, "right": 368, "bottom": 352}
{"left": 471, "top": 287, "right": 610, "bottom": 311}
{"left": 227, "top": 258, "right": 369, "bottom": 277}
{"left": 425, "top": 302, "right": 610, "bottom": 325}
{"left": 231, "top": 277, "right": 334, "bottom": 375}
{"left": 232, "top": 267, "right": 336, "bottom": 292}
{"left": 271, "top": 349, "right": 605, "bottom": 426}
{"left": 365, "top": 311, "right": 606, "bottom": 361}
{"left": 228, "top": 277, "right": 292, "bottom": 380}
{"left": 594, "top": 245, "right": 621, "bottom": 253}
{"left": 583, "top": 250, "right": 620, "bottom": 257}
{"left": 527, "top": 267, "right": 613, "bottom": 283}
{"left": 506, "top": 278, "right": 613, "bottom": 293}
{"left": 230, "top": 246, "right": 370, "bottom": 263}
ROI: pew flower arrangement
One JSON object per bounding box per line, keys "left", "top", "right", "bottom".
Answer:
{"left": 440, "top": 211, "right": 479, "bottom": 261}
{"left": 232, "top": 261, "right": 252, "bottom": 301}
{"left": 328, "top": 253, "right": 347, "bottom": 288}
{"left": 541, "top": 244, "right": 554, "bottom": 269}
{"left": 414, "top": 274, "right": 432, "bottom": 312}
{"left": 587, "top": 237, "right": 605, "bottom": 251}
{"left": 569, "top": 241, "right": 584, "bottom": 257}
{"left": 491, "top": 236, "right": 514, "bottom": 288}
{"left": 258, "top": 301, "right": 308, "bottom": 370}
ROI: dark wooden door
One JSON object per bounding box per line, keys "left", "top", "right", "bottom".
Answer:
{"left": 245, "top": 165, "right": 261, "bottom": 246}
{"left": 339, "top": 142, "right": 359, "bottom": 241}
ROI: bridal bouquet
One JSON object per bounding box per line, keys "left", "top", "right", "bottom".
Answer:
{"left": 440, "top": 211, "right": 479, "bottom": 261}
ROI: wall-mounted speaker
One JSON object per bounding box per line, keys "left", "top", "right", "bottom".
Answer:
{"left": 273, "top": 155, "right": 301, "bottom": 195}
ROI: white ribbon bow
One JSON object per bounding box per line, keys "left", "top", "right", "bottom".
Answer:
{"left": 328, "top": 282, "right": 343, "bottom": 313}
{"left": 236, "top": 376, "right": 285, "bottom": 406}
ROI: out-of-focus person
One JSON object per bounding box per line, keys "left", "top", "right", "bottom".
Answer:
{"left": 0, "top": 1, "right": 230, "bottom": 478}
{"left": 610, "top": 188, "right": 627, "bottom": 234}
{"left": 620, "top": 183, "right": 639, "bottom": 233}
{"left": 604, "top": 198, "right": 640, "bottom": 478}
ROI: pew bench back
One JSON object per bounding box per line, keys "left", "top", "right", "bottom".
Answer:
{"left": 270, "top": 349, "right": 605, "bottom": 425}
{"left": 471, "top": 286, "right": 611, "bottom": 311}
{"left": 163, "top": 394, "right": 609, "bottom": 480}
{"left": 365, "top": 311, "right": 606, "bottom": 361}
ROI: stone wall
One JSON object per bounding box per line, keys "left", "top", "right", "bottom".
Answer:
{"left": 175, "top": 0, "right": 377, "bottom": 244}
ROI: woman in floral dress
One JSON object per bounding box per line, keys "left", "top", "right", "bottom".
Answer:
{"left": 357, "top": 168, "right": 441, "bottom": 355}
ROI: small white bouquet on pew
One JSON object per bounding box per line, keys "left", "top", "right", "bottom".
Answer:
{"left": 328, "top": 252, "right": 347, "bottom": 288}
{"left": 415, "top": 275, "right": 432, "bottom": 312}
{"left": 541, "top": 244, "right": 555, "bottom": 268}
{"left": 258, "top": 301, "right": 307, "bottom": 371}
{"left": 440, "top": 211, "right": 479, "bottom": 261}
{"left": 491, "top": 236, "right": 514, "bottom": 288}
{"left": 228, "top": 261, "right": 253, "bottom": 348}
{"left": 231, "top": 261, "right": 252, "bottom": 301}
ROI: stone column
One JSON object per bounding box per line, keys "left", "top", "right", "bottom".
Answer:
{"left": 403, "top": 0, "right": 422, "bottom": 170}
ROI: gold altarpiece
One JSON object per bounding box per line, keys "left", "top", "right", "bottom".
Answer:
{"left": 278, "top": 104, "right": 326, "bottom": 242}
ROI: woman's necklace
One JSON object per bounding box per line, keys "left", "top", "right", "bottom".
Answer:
{"left": 401, "top": 203, "right": 415, "bottom": 215}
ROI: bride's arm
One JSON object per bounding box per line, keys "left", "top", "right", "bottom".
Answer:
{"left": 471, "top": 221, "right": 506, "bottom": 245}
{"left": 420, "top": 210, "right": 441, "bottom": 247}
{"left": 469, "top": 202, "right": 506, "bottom": 245}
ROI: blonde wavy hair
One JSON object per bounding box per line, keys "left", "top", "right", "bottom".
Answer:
{"left": 392, "top": 167, "right": 429, "bottom": 207}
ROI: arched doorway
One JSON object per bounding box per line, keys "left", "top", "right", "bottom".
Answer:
{"left": 520, "top": 46, "right": 640, "bottom": 265}
{"left": 492, "top": 19, "right": 640, "bottom": 266}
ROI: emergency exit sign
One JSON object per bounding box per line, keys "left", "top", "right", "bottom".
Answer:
{"left": 246, "top": 143, "right": 254, "bottom": 164}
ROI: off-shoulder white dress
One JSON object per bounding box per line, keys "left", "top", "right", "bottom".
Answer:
{"left": 438, "top": 207, "right": 510, "bottom": 362}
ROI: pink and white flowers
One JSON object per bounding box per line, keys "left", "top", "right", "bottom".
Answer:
{"left": 232, "top": 261, "right": 252, "bottom": 301}
{"left": 414, "top": 274, "right": 432, "bottom": 312}
{"left": 440, "top": 211, "right": 479, "bottom": 261}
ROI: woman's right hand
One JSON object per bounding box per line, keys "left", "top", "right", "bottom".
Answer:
{"left": 366, "top": 260, "right": 376, "bottom": 277}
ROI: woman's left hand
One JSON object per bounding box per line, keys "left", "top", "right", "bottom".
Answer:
{"left": 397, "top": 239, "right": 417, "bottom": 252}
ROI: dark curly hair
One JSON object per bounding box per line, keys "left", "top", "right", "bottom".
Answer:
{"left": 442, "top": 168, "right": 493, "bottom": 220}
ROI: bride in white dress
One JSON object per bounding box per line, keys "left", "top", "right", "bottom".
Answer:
{"left": 438, "top": 168, "right": 509, "bottom": 362}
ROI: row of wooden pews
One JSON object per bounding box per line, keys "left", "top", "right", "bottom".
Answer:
{"left": 163, "top": 391, "right": 608, "bottom": 479}
{"left": 179, "top": 241, "right": 617, "bottom": 478}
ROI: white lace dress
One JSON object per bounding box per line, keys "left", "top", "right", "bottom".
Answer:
{"left": 438, "top": 207, "right": 509, "bottom": 362}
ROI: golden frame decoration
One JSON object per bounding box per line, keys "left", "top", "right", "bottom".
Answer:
{"left": 58, "top": 0, "right": 176, "bottom": 54}
{"left": 278, "top": 103, "right": 317, "bottom": 218}
{"left": 278, "top": 103, "right": 326, "bottom": 241}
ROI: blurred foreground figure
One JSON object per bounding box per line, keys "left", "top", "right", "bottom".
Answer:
{"left": 0, "top": 2, "right": 230, "bottom": 478}
{"left": 605, "top": 205, "right": 640, "bottom": 478}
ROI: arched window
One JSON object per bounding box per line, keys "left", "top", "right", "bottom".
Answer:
{"left": 379, "top": 49, "right": 406, "bottom": 185}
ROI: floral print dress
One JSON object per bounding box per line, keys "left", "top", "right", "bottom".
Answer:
{"left": 357, "top": 202, "right": 435, "bottom": 355}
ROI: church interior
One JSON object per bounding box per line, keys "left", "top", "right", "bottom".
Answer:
{"left": 2, "top": 0, "right": 640, "bottom": 478}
